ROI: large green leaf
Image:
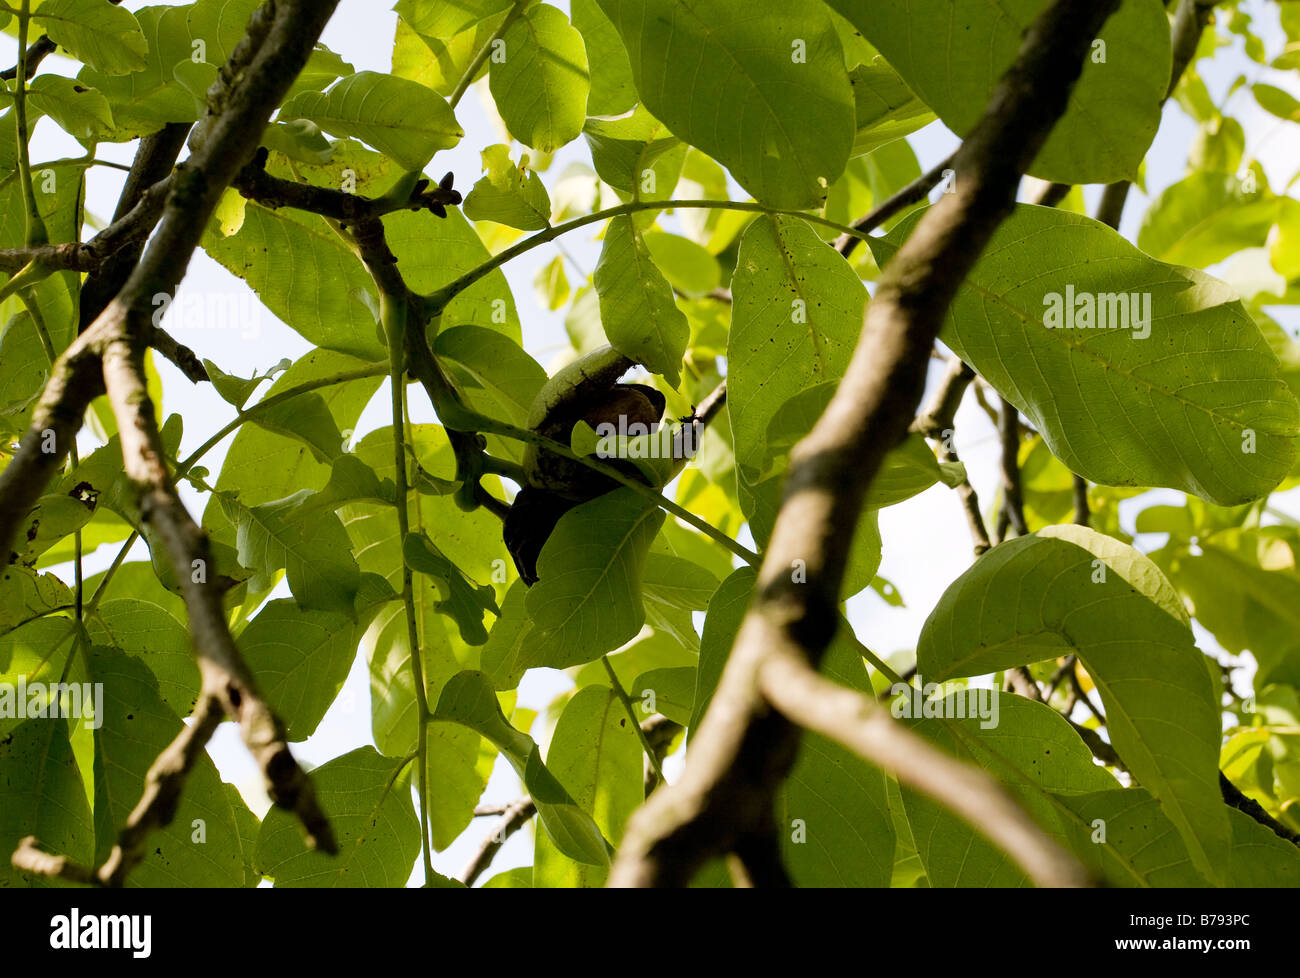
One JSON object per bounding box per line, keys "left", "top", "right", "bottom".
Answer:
{"left": 899, "top": 693, "right": 1119, "bottom": 887}
{"left": 869, "top": 204, "right": 1300, "bottom": 506}
{"left": 35, "top": 0, "right": 148, "bottom": 75}
{"left": 917, "top": 525, "right": 1230, "bottom": 885}
{"left": 90, "top": 650, "right": 256, "bottom": 887}
{"left": 435, "top": 325, "right": 546, "bottom": 428}
{"left": 534, "top": 686, "right": 642, "bottom": 887}
{"left": 829, "top": 0, "right": 1169, "bottom": 184}
{"left": 202, "top": 204, "right": 389, "bottom": 360}
{"left": 524, "top": 489, "right": 665, "bottom": 668}
{"left": 1137, "top": 171, "right": 1279, "bottom": 268}
{"left": 1058, "top": 790, "right": 1300, "bottom": 887}
{"left": 239, "top": 599, "right": 357, "bottom": 741}
{"left": 89, "top": 561, "right": 197, "bottom": 716}
{"left": 595, "top": 0, "right": 854, "bottom": 207}
{"left": 594, "top": 215, "right": 689, "bottom": 387}
{"left": 572, "top": 0, "right": 636, "bottom": 115}
{"left": 0, "top": 718, "right": 93, "bottom": 888}
{"left": 256, "top": 747, "right": 420, "bottom": 887}
{"left": 280, "top": 72, "right": 462, "bottom": 170}
{"left": 489, "top": 2, "right": 590, "bottom": 152}
{"left": 728, "top": 215, "right": 866, "bottom": 474}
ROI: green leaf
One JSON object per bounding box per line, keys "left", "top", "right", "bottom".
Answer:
{"left": 691, "top": 568, "right": 894, "bottom": 884}
{"left": 917, "top": 525, "right": 1230, "bottom": 885}
{"left": 35, "top": 0, "right": 148, "bottom": 75}
{"left": 1137, "top": 171, "right": 1278, "bottom": 268}
{"left": 583, "top": 106, "right": 684, "bottom": 199}
{"left": 249, "top": 391, "right": 349, "bottom": 466}
{"left": 849, "top": 58, "right": 935, "bottom": 159}
{"left": 206, "top": 351, "right": 384, "bottom": 524}
{"left": 90, "top": 649, "right": 256, "bottom": 887}
{"left": 629, "top": 666, "right": 695, "bottom": 725}
{"left": 596, "top": 0, "right": 855, "bottom": 208}
{"left": 0, "top": 565, "right": 72, "bottom": 635}
{"left": 690, "top": 567, "right": 754, "bottom": 731}
{"left": 641, "top": 553, "right": 717, "bottom": 651}
{"left": 89, "top": 562, "right": 197, "bottom": 715}
{"left": 433, "top": 671, "right": 612, "bottom": 865}
{"left": 641, "top": 231, "right": 720, "bottom": 298}
{"left": 256, "top": 747, "right": 420, "bottom": 887}
{"left": 777, "top": 637, "right": 894, "bottom": 886}
{"left": 490, "top": 3, "right": 590, "bottom": 152}
{"left": 0, "top": 618, "right": 78, "bottom": 743}
{"left": 0, "top": 718, "right": 93, "bottom": 887}
{"left": 219, "top": 489, "right": 361, "bottom": 612}
{"left": 594, "top": 216, "right": 689, "bottom": 386}
{"left": 535, "top": 686, "right": 642, "bottom": 886}
{"left": 480, "top": 580, "right": 533, "bottom": 689}
{"left": 1057, "top": 790, "right": 1300, "bottom": 887}
{"left": 435, "top": 326, "right": 546, "bottom": 428}
{"left": 829, "top": 0, "right": 1170, "bottom": 184}
{"left": 525, "top": 489, "right": 665, "bottom": 668}
{"left": 1158, "top": 527, "right": 1300, "bottom": 689}
{"left": 1253, "top": 82, "right": 1300, "bottom": 123}
{"left": 869, "top": 204, "right": 1300, "bottom": 506}
{"left": 402, "top": 532, "right": 499, "bottom": 645}
{"left": 463, "top": 144, "right": 552, "bottom": 230}
{"left": 239, "top": 599, "right": 357, "bottom": 741}
{"left": 395, "top": 0, "right": 511, "bottom": 38}
{"left": 280, "top": 71, "right": 462, "bottom": 170}
{"left": 25, "top": 75, "right": 115, "bottom": 143}
{"left": 572, "top": 0, "right": 636, "bottom": 115}
{"left": 202, "top": 204, "right": 389, "bottom": 360}
{"left": 728, "top": 215, "right": 866, "bottom": 474}
{"left": 387, "top": 208, "right": 523, "bottom": 342}
{"left": 899, "top": 692, "right": 1119, "bottom": 887}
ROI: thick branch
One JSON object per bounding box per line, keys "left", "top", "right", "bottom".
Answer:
{"left": 609, "top": 0, "right": 1122, "bottom": 888}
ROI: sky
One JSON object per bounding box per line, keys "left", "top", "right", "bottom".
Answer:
{"left": 8, "top": 0, "right": 1300, "bottom": 885}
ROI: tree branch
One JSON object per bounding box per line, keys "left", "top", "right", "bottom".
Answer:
{"left": 913, "top": 357, "right": 989, "bottom": 556}
{"left": 834, "top": 152, "right": 956, "bottom": 258}
{"left": 458, "top": 797, "right": 537, "bottom": 886}
{"left": 9, "top": 0, "right": 344, "bottom": 887}
{"left": 758, "top": 652, "right": 1092, "bottom": 887}
{"left": 608, "top": 0, "right": 1123, "bottom": 888}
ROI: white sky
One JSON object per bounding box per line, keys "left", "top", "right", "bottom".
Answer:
{"left": 9, "top": 0, "right": 1300, "bottom": 885}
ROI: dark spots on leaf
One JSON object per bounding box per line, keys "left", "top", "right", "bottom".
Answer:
{"left": 25, "top": 520, "right": 39, "bottom": 543}
{"left": 619, "top": 718, "right": 626, "bottom": 727}
{"left": 127, "top": 714, "right": 134, "bottom": 720}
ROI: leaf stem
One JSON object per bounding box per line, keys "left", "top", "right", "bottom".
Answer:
{"left": 381, "top": 282, "right": 436, "bottom": 884}
{"left": 601, "top": 654, "right": 666, "bottom": 784}
{"left": 447, "top": 1, "right": 527, "bottom": 111}
{"left": 422, "top": 198, "right": 876, "bottom": 315}
{"left": 13, "top": 0, "right": 48, "bottom": 247}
